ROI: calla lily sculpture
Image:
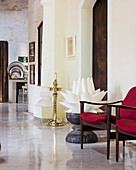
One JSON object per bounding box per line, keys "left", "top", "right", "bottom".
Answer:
{"left": 60, "top": 77, "right": 107, "bottom": 113}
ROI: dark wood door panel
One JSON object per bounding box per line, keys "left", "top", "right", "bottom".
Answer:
{"left": 0, "top": 41, "right": 8, "bottom": 102}
{"left": 0, "top": 67, "right": 2, "bottom": 102}
{"left": 93, "top": 0, "right": 107, "bottom": 92}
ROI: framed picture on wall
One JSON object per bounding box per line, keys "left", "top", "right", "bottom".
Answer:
{"left": 29, "top": 42, "right": 35, "bottom": 62}
{"left": 66, "top": 35, "right": 76, "bottom": 57}
{"left": 18, "top": 56, "right": 28, "bottom": 63}
{"left": 30, "top": 65, "right": 35, "bottom": 84}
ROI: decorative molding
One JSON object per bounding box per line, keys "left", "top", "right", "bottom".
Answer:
{"left": 41, "top": 0, "right": 53, "bottom": 6}
{"left": 80, "top": 0, "right": 96, "bottom": 9}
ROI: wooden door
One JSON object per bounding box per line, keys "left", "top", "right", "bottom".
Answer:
{"left": 0, "top": 41, "right": 8, "bottom": 102}
{"left": 38, "top": 21, "right": 43, "bottom": 86}
{"left": 93, "top": 0, "right": 107, "bottom": 92}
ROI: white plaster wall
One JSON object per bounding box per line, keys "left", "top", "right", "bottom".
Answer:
{"left": 28, "top": 0, "right": 43, "bottom": 113}
{"left": 41, "top": 0, "right": 55, "bottom": 87}
{"left": 66, "top": 0, "right": 95, "bottom": 89}
{"left": 108, "top": 0, "right": 136, "bottom": 100}
{"left": 55, "top": 0, "right": 67, "bottom": 119}
{"left": 66, "top": 0, "right": 80, "bottom": 90}
{"left": 67, "top": 0, "right": 136, "bottom": 102}
{"left": 80, "top": 0, "right": 96, "bottom": 79}
{"left": 55, "top": 0, "right": 66, "bottom": 88}
{"left": 81, "top": 8, "right": 92, "bottom": 78}
{"left": 0, "top": 6, "right": 28, "bottom": 64}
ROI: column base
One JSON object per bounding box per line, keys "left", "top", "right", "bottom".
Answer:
{"left": 47, "top": 119, "right": 64, "bottom": 126}
{"left": 34, "top": 104, "right": 52, "bottom": 122}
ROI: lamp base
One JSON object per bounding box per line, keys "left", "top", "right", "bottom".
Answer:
{"left": 47, "top": 119, "right": 64, "bottom": 126}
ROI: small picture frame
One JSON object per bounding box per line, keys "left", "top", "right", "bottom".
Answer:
{"left": 30, "top": 65, "right": 35, "bottom": 84}
{"left": 18, "top": 56, "right": 28, "bottom": 63}
{"left": 66, "top": 35, "right": 76, "bottom": 57}
{"left": 29, "top": 42, "right": 35, "bottom": 62}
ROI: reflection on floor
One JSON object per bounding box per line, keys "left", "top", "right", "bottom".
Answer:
{"left": 18, "top": 89, "right": 27, "bottom": 104}
{"left": 0, "top": 103, "right": 136, "bottom": 170}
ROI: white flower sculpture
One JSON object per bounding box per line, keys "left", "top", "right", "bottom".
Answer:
{"left": 60, "top": 77, "right": 107, "bottom": 113}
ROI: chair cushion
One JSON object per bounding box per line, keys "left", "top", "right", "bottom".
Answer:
{"left": 80, "top": 112, "right": 107, "bottom": 124}
{"left": 116, "top": 119, "right": 136, "bottom": 135}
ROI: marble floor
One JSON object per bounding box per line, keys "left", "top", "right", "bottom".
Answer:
{"left": 0, "top": 103, "right": 136, "bottom": 170}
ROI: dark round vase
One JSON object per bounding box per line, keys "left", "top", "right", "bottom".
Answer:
{"left": 66, "top": 112, "right": 98, "bottom": 144}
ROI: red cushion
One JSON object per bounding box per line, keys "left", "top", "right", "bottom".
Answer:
{"left": 120, "top": 87, "right": 136, "bottom": 120}
{"left": 80, "top": 112, "right": 107, "bottom": 124}
{"left": 111, "top": 115, "right": 116, "bottom": 124}
{"left": 116, "top": 119, "right": 136, "bottom": 135}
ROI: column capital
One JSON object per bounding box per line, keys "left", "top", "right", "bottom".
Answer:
{"left": 41, "top": 0, "right": 54, "bottom": 6}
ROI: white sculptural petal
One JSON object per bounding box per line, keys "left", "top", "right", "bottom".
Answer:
{"left": 65, "top": 89, "right": 72, "bottom": 94}
{"left": 60, "top": 77, "right": 107, "bottom": 114}
{"left": 81, "top": 92, "right": 90, "bottom": 101}
{"left": 90, "top": 91, "right": 107, "bottom": 102}
{"left": 60, "top": 102, "right": 79, "bottom": 113}
{"left": 72, "top": 80, "right": 77, "bottom": 94}
{"left": 86, "top": 77, "right": 95, "bottom": 94}
{"left": 90, "top": 77, "right": 95, "bottom": 93}
{"left": 60, "top": 92, "right": 79, "bottom": 103}
{"left": 95, "top": 89, "right": 100, "bottom": 93}
{"left": 89, "top": 104, "right": 103, "bottom": 110}
{"left": 76, "top": 79, "right": 82, "bottom": 95}
{"left": 96, "top": 108, "right": 103, "bottom": 113}
{"left": 82, "top": 78, "right": 88, "bottom": 93}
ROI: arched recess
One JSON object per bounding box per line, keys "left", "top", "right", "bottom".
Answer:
{"left": 80, "top": 0, "right": 107, "bottom": 93}
{"left": 80, "top": 0, "right": 96, "bottom": 78}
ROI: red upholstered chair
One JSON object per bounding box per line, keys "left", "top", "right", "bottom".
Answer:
{"left": 80, "top": 100, "right": 123, "bottom": 160}
{"left": 108, "top": 86, "right": 136, "bottom": 162}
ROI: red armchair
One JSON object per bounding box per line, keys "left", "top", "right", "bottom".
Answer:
{"left": 108, "top": 86, "right": 136, "bottom": 162}
{"left": 80, "top": 100, "right": 123, "bottom": 159}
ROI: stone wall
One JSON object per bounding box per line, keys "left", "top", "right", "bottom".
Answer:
{"left": 0, "top": 0, "right": 28, "bottom": 64}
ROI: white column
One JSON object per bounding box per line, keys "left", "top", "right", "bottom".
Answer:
{"left": 34, "top": 0, "right": 56, "bottom": 121}
{"left": 34, "top": 0, "right": 67, "bottom": 121}
{"left": 41, "top": 0, "right": 55, "bottom": 87}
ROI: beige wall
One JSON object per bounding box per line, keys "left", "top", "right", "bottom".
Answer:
{"left": 66, "top": 0, "right": 136, "bottom": 101}
{"left": 65, "top": 0, "right": 80, "bottom": 90}
{"left": 28, "top": 0, "right": 43, "bottom": 113}
{"left": 81, "top": 9, "right": 92, "bottom": 78}
{"left": 55, "top": 0, "right": 66, "bottom": 89}
{"left": 54, "top": 0, "right": 67, "bottom": 119}
{"left": 65, "top": 0, "right": 95, "bottom": 90}
{"left": 108, "top": 0, "right": 136, "bottom": 100}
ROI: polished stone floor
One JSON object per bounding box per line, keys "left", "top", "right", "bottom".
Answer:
{"left": 0, "top": 103, "right": 136, "bottom": 170}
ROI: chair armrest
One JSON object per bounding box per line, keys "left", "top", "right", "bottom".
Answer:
{"left": 108, "top": 104, "right": 136, "bottom": 110}
{"left": 80, "top": 100, "right": 123, "bottom": 106}
{"left": 80, "top": 100, "right": 123, "bottom": 114}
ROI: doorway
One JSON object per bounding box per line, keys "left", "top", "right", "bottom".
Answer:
{"left": 93, "top": 0, "right": 107, "bottom": 92}
{"left": 0, "top": 41, "right": 8, "bottom": 102}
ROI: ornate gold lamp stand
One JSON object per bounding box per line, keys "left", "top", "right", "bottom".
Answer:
{"left": 48, "top": 72, "right": 63, "bottom": 126}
